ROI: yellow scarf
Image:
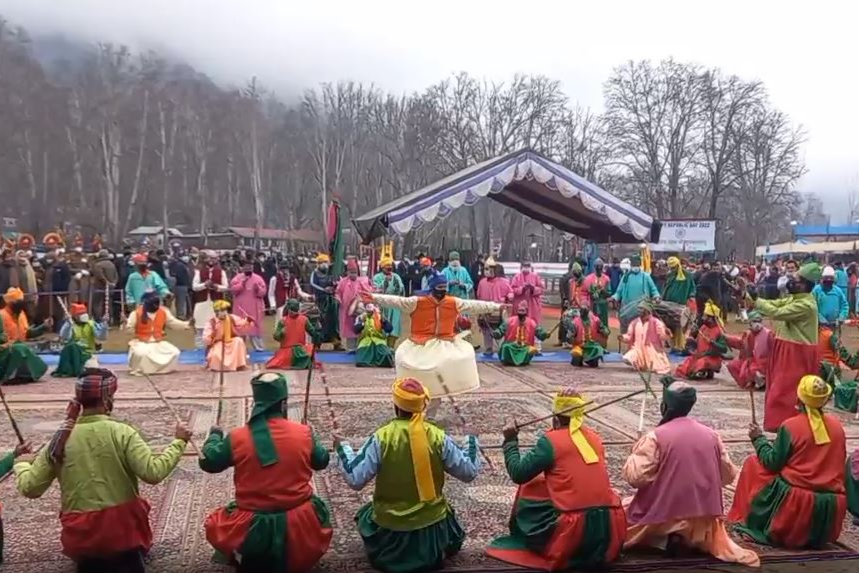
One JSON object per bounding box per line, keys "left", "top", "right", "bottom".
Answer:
{"left": 798, "top": 375, "right": 832, "bottom": 445}
{"left": 703, "top": 300, "right": 724, "bottom": 328}
{"left": 222, "top": 315, "right": 232, "bottom": 344}
{"left": 667, "top": 256, "right": 685, "bottom": 281}
{"left": 552, "top": 395, "right": 598, "bottom": 464}
{"left": 392, "top": 381, "right": 436, "bottom": 502}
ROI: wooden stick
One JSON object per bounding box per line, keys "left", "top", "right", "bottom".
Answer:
{"left": 0, "top": 384, "right": 24, "bottom": 445}
{"left": 141, "top": 373, "right": 202, "bottom": 457}
{"left": 637, "top": 393, "right": 647, "bottom": 437}
{"left": 301, "top": 346, "right": 317, "bottom": 424}
{"left": 215, "top": 317, "right": 228, "bottom": 426}
{"left": 55, "top": 294, "right": 72, "bottom": 321}
{"left": 749, "top": 389, "right": 757, "bottom": 425}
{"left": 435, "top": 374, "right": 494, "bottom": 470}
{"left": 315, "top": 360, "right": 340, "bottom": 432}
{"left": 515, "top": 387, "right": 646, "bottom": 429}
{"left": 104, "top": 284, "right": 110, "bottom": 327}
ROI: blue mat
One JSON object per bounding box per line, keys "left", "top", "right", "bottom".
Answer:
{"left": 36, "top": 349, "right": 683, "bottom": 367}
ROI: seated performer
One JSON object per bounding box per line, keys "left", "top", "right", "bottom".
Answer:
{"left": 337, "top": 378, "right": 481, "bottom": 573}
{"left": 366, "top": 272, "right": 504, "bottom": 399}
{"left": 492, "top": 301, "right": 548, "bottom": 367}
{"left": 675, "top": 302, "right": 731, "bottom": 380}
{"left": 53, "top": 303, "right": 108, "bottom": 378}
{"left": 0, "top": 287, "right": 51, "bottom": 383}
{"left": 355, "top": 303, "right": 394, "bottom": 368}
{"left": 203, "top": 300, "right": 252, "bottom": 372}
{"left": 622, "top": 300, "right": 671, "bottom": 375}
{"left": 15, "top": 368, "right": 191, "bottom": 571}
{"left": 201, "top": 373, "right": 332, "bottom": 572}
{"left": 265, "top": 299, "right": 318, "bottom": 370}
{"left": 623, "top": 379, "right": 760, "bottom": 566}
{"left": 487, "top": 387, "right": 626, "bottom": 570}
{"left": 124, "top": 291, "right": 191, "bottom": 376}
{"left": 726, "top": 311, "right": 772, "bottom": 390}
{"left": 562, "top": 306, "right": 605, "bottom": 368}
{"left": 729, "top": 375, "right": 848, "bottom": 549}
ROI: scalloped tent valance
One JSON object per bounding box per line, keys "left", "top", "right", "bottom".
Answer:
{"left": 352, "top": 149, "right": 661, "bottom": 245}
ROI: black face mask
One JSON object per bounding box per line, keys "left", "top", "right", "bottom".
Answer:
{"left": 787, "top": 279, "right": 803, "bottom": 295}
{"left": 244, "top": 270, "right": 253, "bottom": 277}
{"left": 207, "top": 261, "right": 215, "bottom": 267}
{"left": 143, "top": 301, "right": 160, "bottom": 313}
{"left": 595, "top": 266, "right": 603, "bottom": 275}
{"left": 517, "top": 312, "right": 527, "bottom": 320}
{"left": 580, "top": 309, "right": 590, "bottom": 320}
{"left": 9, "top": 301, "right": 25, "bottom": 313}
{"left": 432, "top": 289, "right": 446, "bottom": 300}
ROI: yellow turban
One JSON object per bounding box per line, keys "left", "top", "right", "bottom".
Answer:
{"left": 798, "top": 375, "right": 832, "bottom": 445}
{"left": 552, "top": 388, "right": 598, "bottom": 464}
{"left": 213, "top": 300, "right": 231, "bottom": 312}
{"left": 3, "top": 287, "right": 24, "bottom": 303}
{"left": 392, "top": 378, "right": 436, "bottom": 502}
{"left": 212, "top": 300, "right": 233, "bottom": 342}
{"left": 703, "top": 300, "right": 724, "bottom": 328}
{"left": 667, "top": 256, "right": 686, "bottom": 281}
{"left": 380, "top": 256, "right": 394, "bottom": 268}
{"left": 316, "top": 253, "right": 330, "bottom": 264}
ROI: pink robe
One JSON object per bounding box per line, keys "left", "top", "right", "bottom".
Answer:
{"left": 580, "top": 273, "right": 611, "bottom": 310}
{"left": 477, "top": 277, "right": 513, "bottom": 303}
{"left": 510, "top": 272, "right": 545, "bottom": 322}
{"left": 623, "top": 317, "right": 671, "bottom": 374}
{"left": 229, "top": 273, "right": 267, "bottom": 336}
{"left": 335, "top": 276, "right": 371, "bottom": 339}
{"left": 203, "top": 315, "right": 250, "bottom": 371}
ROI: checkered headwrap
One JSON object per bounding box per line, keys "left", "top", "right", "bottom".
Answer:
{"left": 48, "top": 369, "right": 118, "bottom": 466}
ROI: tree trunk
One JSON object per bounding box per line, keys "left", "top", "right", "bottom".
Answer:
{"left": 120, "top": 90, "right": 149, "bottom": 239}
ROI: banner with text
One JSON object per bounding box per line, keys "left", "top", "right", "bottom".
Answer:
{"left": 650, "top": 219, "right": 716, "bottom": 252}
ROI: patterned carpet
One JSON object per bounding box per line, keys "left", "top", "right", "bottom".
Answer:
{"left": 0, "top": 363, "right": 856, "bottom": 572}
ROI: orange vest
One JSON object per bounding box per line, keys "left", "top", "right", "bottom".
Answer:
{"left": 230, "top": 418, "right": 314, "bottom": 511}
{"left": 818, "top": 328, "right": 840, "bottom": 366}
{"left": 409, "top": 296, "right": 458, "bottom": 344}
{"left": 0, "top": 307, "right": 29, "bottom": 345}
{"left": 135, "top": 307, "right": 167, "bottom": 342}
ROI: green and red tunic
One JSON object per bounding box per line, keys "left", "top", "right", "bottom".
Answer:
{"left": 486, "top": 427, "right": 626, "bottom": 570}
{"left": 728, "top": 412, "right": 847, "bottom": 548}
{"left": 265, "top": 315, "right": 318, "bottom": 370}
{"left": 201, "top": 418, "right": 331, "bottom": 572}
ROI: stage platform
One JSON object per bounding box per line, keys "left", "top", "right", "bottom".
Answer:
{"left": 0, "top": 362, "right": 856, "bottom": 572}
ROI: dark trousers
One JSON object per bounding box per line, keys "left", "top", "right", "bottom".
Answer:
{"left": 77, "top": 550, "right": 145, "bottom": 573}
{"left": 237, "top": 557, "right": 280, "bottom": 573}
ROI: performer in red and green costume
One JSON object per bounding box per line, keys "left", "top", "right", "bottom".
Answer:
{"left": 728, "top": 375, "right": 848, "bottom": 548}
{"left": 336, "top": 378, "right": 481, "bottom": 573}
{"left": 753, "top": 262, "right": 821, "bottom": 431}
{"left": 265, "top": 299, "right": 319, "bottom": 370}
{"left": 486, "top": 386, "right": 626, "bottom": 570}
{"left": 674, "top": 301, "right": 731, "bottom": 380}
{"left": 15, "top": 368, "right": 190, "bottom": 570}
{"left": 492, "top": 301, "right": 549, "bottom": 366}
{"left": 201, "top": 372, "right": 332, "bottom": 572}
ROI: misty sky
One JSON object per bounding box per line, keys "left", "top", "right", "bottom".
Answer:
{"left": 2, "top": 0, "right": 857, "bottom": 218}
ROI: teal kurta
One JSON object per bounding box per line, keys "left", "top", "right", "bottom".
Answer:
{"left": 612, "top": 271, "right": 659, "bottom": 327}
{"left": 442, "top": 266, "right": 474, "bottom": 299}
{"left": 373, "top": 272, "right": 404, "bottom": 337}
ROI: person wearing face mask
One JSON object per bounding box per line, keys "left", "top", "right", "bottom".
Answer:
{"left": 203, "top": 300, "right": 253, "bottom": 372}
{"left": 418, "top": 257, "right": 435, "bottom": 292}
{"left": 612, "top": 254, "right": 660, "bottom": 336}
{"left": 566, "top": 262, "right": 585, "bottom": 308}
{"left": 726, "top": 312, "right": 773, "bottom": 390}
{"left": 124, "top": 291, "right": 191, "bottom": 376}
{"left": 621, "top": 300, "right": 672, "bottom": 375}
{"left": 0, "top": 287, "right": 52, "bottom": 382}
{"left": 266, "top": 299, "right": 320, "bottom": 370}
{"left": 91, "top": 249, "right": 119, "bottom": 323}
{"left": 363, "top": 271, "right": 506, "bottom": 399}
{"left": 200, "top": 373, "right": 333, "bottom": 573}
{"left": 510, "top": 261, "right": 546, "bottom": 350}
{"left": 191, "top": 250, "right": 229, "bottom": 348}
{"left": 53, "top": 303, "right": 108, "bottom": 378}
{"left": 565, "top": 306, "right": 606, "bottom": 368}
{"left": 661, "top": 256, "right": 697, "bottom": 352}
{"left": 750, "top": 262, "right": 821, "bottom": 431}
{"left": 167, "top": 253, "right": 192, "bottom": 321}
{"left": 335, "top": 260, "right": 372, "bottom": 353}
{"left": 124, "top": 253, "right": 169, "bottom": 309}
{"left": 580, "top": 258, "right": 612, "bottom": 330}
{"left": 230, "top": 262, "right": 268, "bottom": 352}
{"left": 491, "top": 301, "right": 548, "bottom": 367}
{"left": 476, "top": 257, "right": 513, "bottom": 357}
{"left": 812, "top": 266, "right": 849, "bottom": 326}
{"left": 373, "top": 257, "right": 405, "bottom": 346}
{"left": 310, "top": 253, "right": 341, "bottom": 348}
{"left": 442, "top": 251, "right": 474, "bottom": 299}
{"left": 354, "top": 303, "right": 394, "bottom": 367}
{"left": 675, "top": 302, "right": 731, "bottom": 381}
{"left": 268, "top": 262, "right": 312, "bottom": 319}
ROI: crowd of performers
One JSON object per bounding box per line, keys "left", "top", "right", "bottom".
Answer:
{"left": 3, "top": 237, "right": 859, "bottom": 570}
{"left": 1, "top": 369, "right": 857, "bottom": 572}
